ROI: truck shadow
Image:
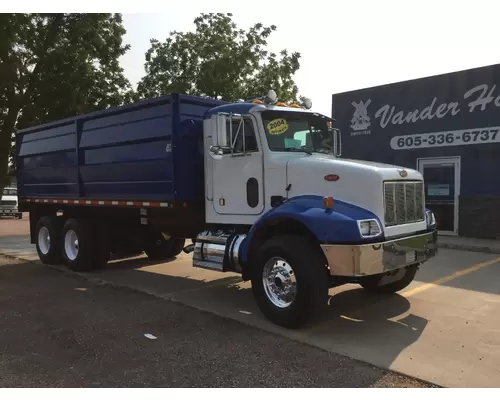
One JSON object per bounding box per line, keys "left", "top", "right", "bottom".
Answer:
{"left": 310, "top": 288, "right": 429, "bottom": 370}
{"left": 89, "top": 254, "right": 243, "bottom": 299}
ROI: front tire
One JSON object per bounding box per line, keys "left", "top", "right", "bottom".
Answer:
{"left": 359, "top": 265, "right": 418, "bottom": 294}
{"left": 251, "top": 235, "right": 329, "bottom": 329}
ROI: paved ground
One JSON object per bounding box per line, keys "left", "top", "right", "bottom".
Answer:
{"left": 0, "top": 214, "right": 29, "bottom": 237}
{"left": 2, "top": 215, "right": 500, "bottom": 387}
{"left": 0, "top": 256, "right": 431, "bottom": 388}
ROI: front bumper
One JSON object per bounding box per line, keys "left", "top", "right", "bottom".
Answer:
{"left": 321, "top": 230, "right": 438, "bottom": 277}
{"left": 0, "top": 209, "right": 21, "bottom": 217}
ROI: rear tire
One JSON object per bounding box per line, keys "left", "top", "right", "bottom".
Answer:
{"left": 93, "top": 224, "right": 111, "bottom": 269}
{"left": 35, "top": 216, "right": 63, "bottom": 265}
{"left": 171, "top": 238, "right": 186, "bottom": 257}
{"left": 251, "top": 235, "right": 329, "bottom": 329}
{"left": 359, "top": 265, "right": 418, "bottom": 294}
{"left": 61, "top": 218, "right": 105, "bottom": 272}
{"left": 144, "top": 232, "right": 185, "bottom": 261}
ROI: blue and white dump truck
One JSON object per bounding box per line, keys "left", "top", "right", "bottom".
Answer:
{"left": 16, "top": 90, "right": 437, "bottom": 328}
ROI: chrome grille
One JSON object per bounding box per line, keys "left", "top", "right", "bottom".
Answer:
{"left": 0, "top": 200, "right": 16, "bottom": 207}
{"left": 384, "top": 181, "right": 424, "bottom": 226}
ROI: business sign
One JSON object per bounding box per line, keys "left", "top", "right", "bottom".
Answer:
{"left": 390, "top": 126, "right": 500, "bottom": 150}
{"left": 332, "top": 64, "right": 500, "bottom": 152}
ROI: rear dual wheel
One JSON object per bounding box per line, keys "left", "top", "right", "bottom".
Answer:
{"left": 143, "top": 232, "right": 185, "bottom": 261}
{"left": 35, "top": 216, "right": 63, "bottom": 265}
{"left": 35, "top": 216, "right": 109, "bottom": 271}
{"left": 61, "top": 219, "right": 109, "bottom": 272}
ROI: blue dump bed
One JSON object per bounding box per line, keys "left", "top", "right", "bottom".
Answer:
{"left": 16, "top": 94, "right": 225, "bottom": 202}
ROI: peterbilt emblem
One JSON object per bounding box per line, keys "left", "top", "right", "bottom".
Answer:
{"left": 399, "top": 169, "right": 408, "bottom": 178}
{"left": 324, "top": 174, "right": 340, "bottom": 182}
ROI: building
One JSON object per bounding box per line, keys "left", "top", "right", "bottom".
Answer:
{"left": 332, "top": 64, "right": 500, "bottom": 239}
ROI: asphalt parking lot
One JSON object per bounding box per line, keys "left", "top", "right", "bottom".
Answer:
{"left": 1, "top": 215, "right": 500, "bottom": 387}
{"left": 1, "top": 255, "right": 432, "bottom": 388}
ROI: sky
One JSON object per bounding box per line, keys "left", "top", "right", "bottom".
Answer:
{"left": 118, "top": 1, "right": 500, "bottom": 117}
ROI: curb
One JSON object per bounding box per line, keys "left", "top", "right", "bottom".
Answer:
{"left": 437, "top": 242, "right": 500, "bottom": 255}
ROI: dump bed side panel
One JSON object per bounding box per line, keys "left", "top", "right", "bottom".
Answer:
{"left": 16, "top": 94, "right": 227, "bottom": 202}
{"left": 79, "top": 99, "right": 175, "bottom": 201}
{"left": 17, "top": 97, "right": 177, "bottom": 201}
{"left": 17, "top": 122, "right": 78, "bottom": 198}
{"left": 173, "top": 95, "right": 226, "bottom": 202}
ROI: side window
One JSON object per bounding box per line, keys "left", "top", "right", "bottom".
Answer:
{"left": 226, "top": 118, "right": 259, "bottom": 154}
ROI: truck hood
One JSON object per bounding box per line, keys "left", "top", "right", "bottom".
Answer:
{"left": 286, "top": 154, "right": 423, "bottom": 226}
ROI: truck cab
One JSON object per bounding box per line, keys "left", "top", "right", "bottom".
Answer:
{"left": 1, "top": 187, "right": 22, "bottom": 219}
{"left": 194, "top": 90, "right": 438, "bottom": 327}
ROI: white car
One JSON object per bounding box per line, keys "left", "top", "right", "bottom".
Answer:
{"left": 1, "top": 187, "right": 22, "bottom": 219}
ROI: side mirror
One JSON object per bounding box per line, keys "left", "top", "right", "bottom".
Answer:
{"left": 216, "top": 114, "right": 228, "bottom": 147}
{"left": 209, "top": 145, "right": 223, "bottom": 156}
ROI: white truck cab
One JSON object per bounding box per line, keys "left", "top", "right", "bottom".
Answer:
{"left": 1, "top": 187, "right": 22, "bottom": 219}
{"left": 194, "top": 90, "right": 438, "bottom": 328}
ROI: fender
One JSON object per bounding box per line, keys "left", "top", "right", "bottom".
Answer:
{"left": 239, "top": 195, "right": 383, "bottom": 263}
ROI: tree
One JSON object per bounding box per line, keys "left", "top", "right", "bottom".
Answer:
{"left": 0, "top": 13, "right": 133, "bottom": 192}
{"left": 137, "top": 13, "right": 301, "bottom": 103}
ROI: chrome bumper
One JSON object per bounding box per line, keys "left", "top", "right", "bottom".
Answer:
{"left": 0, "top": 208, "right": 20, "bottom": 215}
{"left": 320, "top": 230, "right": 438, "bottom": 277}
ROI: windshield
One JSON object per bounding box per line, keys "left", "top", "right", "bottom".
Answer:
{"left": 261, "top": 110, "right": 334, "bottom": 154}
{"left": 2, "top": 188, "right": 17, "bottom": 196}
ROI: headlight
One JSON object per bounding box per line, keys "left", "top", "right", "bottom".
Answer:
{"left": 426, "top": 210, "right": 436, "bottom": 228}
{"left": 357, "top": 219, "right": 382, "bottom": 238}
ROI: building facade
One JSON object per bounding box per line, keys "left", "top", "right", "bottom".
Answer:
{"left": 332, "top": 64, "right": 500, "bottom": 239}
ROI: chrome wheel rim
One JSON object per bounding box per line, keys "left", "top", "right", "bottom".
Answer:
{"left": 64, "top": 229, "right": 79, "bottom": 261}
{"left": 262, "top": 257, "right": 297, "bottom": 308}
{"left": 38, "top": 227, "right": 51, "bottom": 255}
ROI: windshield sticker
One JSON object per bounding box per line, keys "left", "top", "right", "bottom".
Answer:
{"left": 267, "top": 118, "right": 289, "bottom": 135}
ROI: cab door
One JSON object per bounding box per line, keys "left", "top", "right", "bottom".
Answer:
{"left": 211, "top": 115, "right": 264, "bottom": 215}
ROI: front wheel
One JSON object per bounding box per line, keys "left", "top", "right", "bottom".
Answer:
{"left": 251, "top": 235, "right": 329, "bottom": 329}
{"left": 359, "top": 265, "right": 418, "bottom": 294}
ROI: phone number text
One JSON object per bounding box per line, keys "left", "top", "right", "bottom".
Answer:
{"left": 390, "top": 126, "right": 500, "bottom": 150}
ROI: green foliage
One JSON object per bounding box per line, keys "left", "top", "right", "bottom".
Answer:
{"left": 0, "top": 13, "right": 132, "bottom": 190}
{"left": 137, "top": 13, "right": 301, "bottom": 103}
